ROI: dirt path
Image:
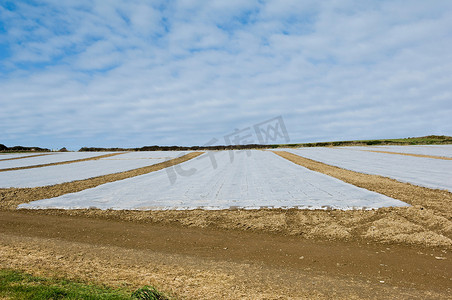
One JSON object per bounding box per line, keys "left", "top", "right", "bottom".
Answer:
{"left": 0, "top": 211, "right": 450, "bottom": 299}
{"left": 362, "top": 149, "right": 452, "bottom": 160}
{"left": 0, "top": 152, "right": 127, "bottom": 172}
{"left": 0, "top": 153, "right": 53, "bottom": 162}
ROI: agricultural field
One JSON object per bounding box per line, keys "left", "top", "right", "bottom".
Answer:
{"left": 0, "top": 152, "right": 113, "bottom": 169}
{"left": 0, "top": 153, "right": 47, "bottom": 160}
{"left": 340, "top": 144, "right": 452, "bottom": 158}
{"left": 18, "top": 150, "right": 407, "bottom": 210}
{"left": 0, "top": 151, "right": 189, "bottom": 188}
{"left": 1, "top": 145, "right": 451, "bottom": 299}
{"left": 280, "top": 146, "right": 452, "bottom": 191}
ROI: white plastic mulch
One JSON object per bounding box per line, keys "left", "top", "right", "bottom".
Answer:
{"left": 340, "top": 145, "right": 452, "bottom": 158}
{"left": 0, "top": 152, "right": 113, "bottom": 169}
{"left": 0, "top": 151, "right": 188, "bottom": 188}
{"left": 19, "top": 150, "right": 408, "bottom": 211}
{"left": 280, "top": 147, "right": 452, "bottom": 192}
{"left": 0, "top": 153, "right": 46, "bottom": 160}
{"left": 99, "top": 151, "right": 187, "bottom": 160}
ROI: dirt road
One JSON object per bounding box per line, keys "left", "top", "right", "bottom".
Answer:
{"left": 1, "top": 210, "right": 450, "bottom": 299}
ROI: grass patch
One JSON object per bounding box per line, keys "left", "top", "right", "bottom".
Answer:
{"left": 273, "top": 135, "right": 452, "bottom": 148}
{"left": 131, "top": 286, "right": 168, "bottom": 300}
{"left": 0, "top": 269, "right": 169, "bottom": 300}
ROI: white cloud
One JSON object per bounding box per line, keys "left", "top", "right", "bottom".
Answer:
{"left": 0, "top": 0, "right": 451, "bottom": 149}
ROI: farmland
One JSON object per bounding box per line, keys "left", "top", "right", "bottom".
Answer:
{"left": 18, "top": 150, "right": 407, "bottom": 210}
{"left": 0, "top": 151, "right": 190, "bottom": 188}
{"left": 281, "top": 146, "right": 452, "bottom": 191}
{"left": 1, "top": 145, "right": 451, "bottom": 299}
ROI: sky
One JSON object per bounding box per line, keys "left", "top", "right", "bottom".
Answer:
{"left": 1, "top": 0, "right": 451, "bottom": 150}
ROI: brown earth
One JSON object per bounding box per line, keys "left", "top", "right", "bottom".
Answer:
{"left": 1, "top": 150, "right": 451, "bottom": 298}
{"left": 0, "top": 152, "right": 127, "bottom": 172}
{"left": 0, "top": 211, "right": 450, "bottom": 299}
{"left": 362, "top": 149, "right": 452, "bottom": 160}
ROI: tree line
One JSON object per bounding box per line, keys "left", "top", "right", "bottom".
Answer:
{"left": 0, "top": 144, "right": 51, "bottom": 152}
{"left": 79, "top": 144, "right": 279, "bottom": 152}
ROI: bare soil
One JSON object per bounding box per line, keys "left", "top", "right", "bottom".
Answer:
{"left": 362, "top": 149, "right": 452, "bottom": 160}
{"left": 1, "top": 211, "right": 450, "bottom": 299}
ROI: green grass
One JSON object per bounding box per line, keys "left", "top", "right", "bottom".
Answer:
{"left": 131, "top": 286, "right": 167, "bottom": 300}
{"left": 0, "top": 269, "right": 169, "bottom": 300}
{"left": 272, "top": 135, "right": 452, "bottom": 148}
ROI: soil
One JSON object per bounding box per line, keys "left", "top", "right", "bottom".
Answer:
{"left": 0, "top": 150, "right": 451, "bottom": 299}
{"left": 361, "top": 149, "right": 452, "bottom": 160}
{"left": 0, "top": 211, "right": 450, "bottom": 299}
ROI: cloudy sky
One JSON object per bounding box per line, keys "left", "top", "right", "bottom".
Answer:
{"left": 1, "top": 0, "right": 451, "bottom": 150}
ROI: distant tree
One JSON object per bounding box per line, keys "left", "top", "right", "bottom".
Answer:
{"left": 58, "top": 147, "right": 68, "bottom": 152}
{"left": 8, "top": 145, "right": 51, "bottom": 152}
{"left": 0, "top": 144, "right": 8, "bottom": 151}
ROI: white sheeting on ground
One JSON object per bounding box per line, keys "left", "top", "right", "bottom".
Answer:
{"left": 0, "top": 152, "right": 113, "bottom": 169}
{"left": 99, "top": 151, "right": 188, "bottom": 160}
{"left": 280, "top": 147, "right": 452, "bottom": 192}
{"left": 339, "top": 145, "right": 452, "bottom": 158}
{"left": 19, "top": 150, "right": 408, "bottom": 211}
{"left": 0, "top": 151, "right": 188, "bottom": 188}
{"left": 0, "top": 153, "right": 46, "bottom": 160}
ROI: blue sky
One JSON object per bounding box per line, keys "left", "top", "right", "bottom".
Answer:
{"left": 1, "top": 0, "right": 451, "bottom": 150}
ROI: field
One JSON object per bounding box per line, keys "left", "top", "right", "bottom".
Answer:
{"left": 1, "top": 146, "right": 451, "bottom": 299}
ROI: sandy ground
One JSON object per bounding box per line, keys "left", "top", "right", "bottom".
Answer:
{"left": 0, "top": 150, "right": 451, "bottom": 299}
{"left": 361, "top": 149, "right": 452, "bottom": 160}
{"left": 1, "top": 212, "right": 450, "bottom": 299}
